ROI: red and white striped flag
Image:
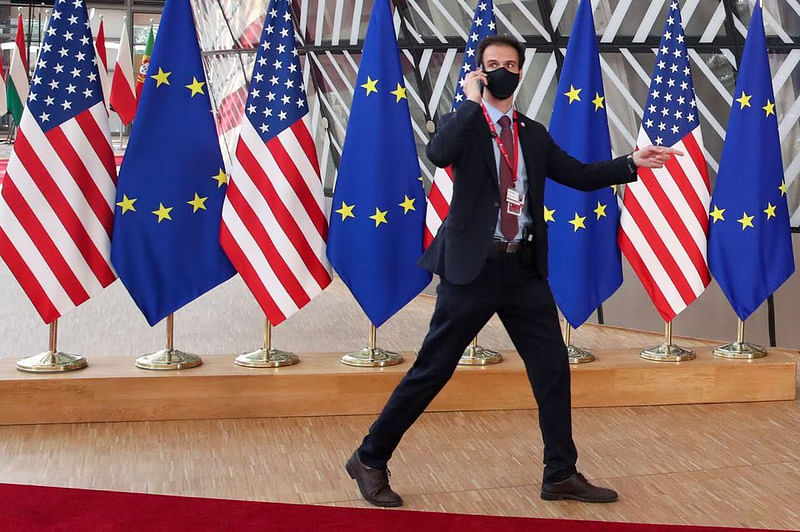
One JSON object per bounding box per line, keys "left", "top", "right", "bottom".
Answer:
{"left": 0, "top": 0, "right": 117, "bottom": 323}
{"left": 618, "top": 2, "right": 710, "bottom": 322}
{"left": 109, "top": 20, "right": 136, "bottom": 125}
{"left": 93, "top": 17, "right": 110, "bottom": 110}
{"left": 220, "top": 0, "right": 331, "bottom": 325}
{"left": 425, "top": 166, "right": 453, "bottom": 248}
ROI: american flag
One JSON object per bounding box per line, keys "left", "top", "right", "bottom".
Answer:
{"left": 0, "top": 0, "right": 116, "bottom": 324}
{"left": 618, "top": 1, "right": 710, "bottom": 322}
{"left": 424, "top": 0, "right": 496, "bottom": 248}
{"left": 220, "top": 0, "right": 331, "bottom": 325}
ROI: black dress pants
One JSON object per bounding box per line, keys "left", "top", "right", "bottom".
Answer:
{"left": 357, "top": 251, "right": 578, "bottom": 484}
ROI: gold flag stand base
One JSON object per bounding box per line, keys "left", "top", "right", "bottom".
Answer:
{"left": 641, "top": 321, "right": 695, "bottom": 362}
{"left": 567, "top": 344, "right": 595, "bottom": 364}
{"left": 16, "top": 351, "right": 86, "bottom": 373}
{"left": 340, "top": 325, "right": 403, "bottom": 367}
{"left": 713, "top": 319, "right": 767, "bottom": 359}
{"left": 235, "top": 318, "right": 299, "bottom": 368}
{"left": 235, "top": 348, "right": 299, "bottom": 368}
{"left": 341, "top": 347, "right": 403, "bottom": 367}
{"left": 135, "top": 314, "right": 202, "bottom": 371}
{"left": 459, "top": 337, "right": 503, "bottom": 365}
{"left": 713, "top": 342, "right": 767, "bottom": 359}
{"left": 640, "top": 343, "right": 695, "bottom": 362}
{"left": 135, "top": 348, "right": 202, "bottom": 370}
{"left": 564, "top": 323, "right": 594, "bottom": 364}
{"left": 16, "top": 320, "right": 87, "bottom": 373}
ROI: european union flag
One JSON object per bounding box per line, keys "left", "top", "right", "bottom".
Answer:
{"left": 326, "top": 0, "right": 431, "bottom": 327}
{"left": 110, "top": 0, "right": 235, "bottom": 326}
{"left": 545, "top": 0, "right": 622, "bottom": 329}
{"left": 708, "top": 1, "right": 794, "bottom": 321}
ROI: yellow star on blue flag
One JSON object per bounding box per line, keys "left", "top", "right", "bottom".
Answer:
{"left": 326, "top": 0, "right": 431, "bottom": 327}
{"left": 110, "top": 0, "right": 234, "bottom": 325}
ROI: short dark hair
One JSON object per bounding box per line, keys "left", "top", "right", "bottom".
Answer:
{"left": 476, "top": 35, "right": 525, "bottom": 69}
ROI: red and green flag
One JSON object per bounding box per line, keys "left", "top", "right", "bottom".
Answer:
{"left": 7, "top": 14, "right": 29, "bottom": 124}
{"left": 134, "top": 25, "right": 154, "bottom": 100}
{"left": 0, "top": 34, "right": 7, "bottom": 117}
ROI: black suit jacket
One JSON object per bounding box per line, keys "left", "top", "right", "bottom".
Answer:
{"left": 419, "top": 100, "right": 637, "bottom": 285}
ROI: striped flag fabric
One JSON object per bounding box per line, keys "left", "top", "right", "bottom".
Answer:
{"left": 94, "top": 18, "right": 110, "bottom": 109}
{"left": 0, "top": 0, "right": 117, "bottom": 323}
{"left": 424, "top": 0, "right": 496, "bottom": 248}
{"left": 618, "top": 1, "right": 711, "bottom": 322}
{"left": 110, "top": 20, "right": 136, "bottom": 125}
{"left": 7, "top": 13, "right": 29, "bottom": 124}
{"left": 220, "top": 0, "right": 332, "bottom": 326}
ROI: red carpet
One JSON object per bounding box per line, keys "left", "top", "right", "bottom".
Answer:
{"left": 0, "top": 483, "right": 784, "bottom": 531}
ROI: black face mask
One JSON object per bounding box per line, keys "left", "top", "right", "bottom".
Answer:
{"left": 483, "top": 67, "right": 520, "bottom": 100}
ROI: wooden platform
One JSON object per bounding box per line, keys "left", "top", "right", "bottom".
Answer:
{"left": 0, "top": 342, "right": 794, "bottom": 425}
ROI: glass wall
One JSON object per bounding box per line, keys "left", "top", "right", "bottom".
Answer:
{"left": 177, "top": 0, "right": 800, "bottom": 228}
{"left": 1, "top": 0, "right": 161, "bottom": 137}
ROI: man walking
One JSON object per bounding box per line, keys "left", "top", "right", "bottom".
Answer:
{"left": 346, "top": 35, "right": 679, "bottom": 507}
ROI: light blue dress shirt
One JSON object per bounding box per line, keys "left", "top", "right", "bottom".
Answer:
{"left": 483, "top": 100, "right": 530, "bottom": 242}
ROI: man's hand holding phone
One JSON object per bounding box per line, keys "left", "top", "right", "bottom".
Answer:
{"left": 464, "top": 69, "right": 488, "bottom": 104}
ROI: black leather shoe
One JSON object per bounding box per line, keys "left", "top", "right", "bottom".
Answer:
{"left": 541, "top": 473, "right": 618, "bottom": 503}
{"left": 345, "top": 452, "right": 403, "bottom": 507}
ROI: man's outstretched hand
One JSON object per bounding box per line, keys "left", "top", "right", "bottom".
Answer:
{"left": 633, "top": 145, "right": 684, "bottom": 169}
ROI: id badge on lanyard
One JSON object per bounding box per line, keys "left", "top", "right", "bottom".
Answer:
{"left": 506, "top": 189, "right": 523, "bottom": 216}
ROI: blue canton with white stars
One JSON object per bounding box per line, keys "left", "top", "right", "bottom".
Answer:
{"left": 452, "top": 0, "right": 496, "bottom": 111}
{"left": 27, "top": 0, "right": 103, "bottom": 133}
{"left": 641, "top": 1, "right": 698, "bottom": 147}
{"left": 246, "top": 0, "right": 306, "bottom": 141}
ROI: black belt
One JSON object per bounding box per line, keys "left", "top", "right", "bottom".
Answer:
{"left": 490, "top": 240, "right": 520, "bottom": 254}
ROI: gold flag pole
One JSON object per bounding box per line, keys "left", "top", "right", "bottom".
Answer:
{"left": 713, "top": 318, "right": 767, "bottom": 359}
{"left": 16, "top": 319, "right": 88, "bottom": 372}
{"left": 235, "top": 317, "right": 299, "bottom": 367}
{"left": 341, "top": 323, "right": 403, "bottom": 367}
{"left": 459, "top": 334, "right": 502, "bottom": 365}
{"left": 564, "top": 322, "right": 594, "bottom": 364}
{"left": 135, "top": 313, "right": 203, "bottom": 370}
{"left": 640, "top": 320, "right": 695, "bottom": 362}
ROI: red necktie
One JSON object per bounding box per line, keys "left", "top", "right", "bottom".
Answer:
{"left": 498, "top": 115, "right": 517, "bottom": 241}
